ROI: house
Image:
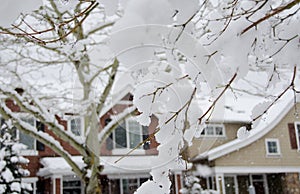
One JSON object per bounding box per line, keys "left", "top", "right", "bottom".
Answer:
{"left": 187, "top": 91, "right": 300, "bottom": 194}
{"left": 1, "top": 86, "right": 185, "bottom": 194}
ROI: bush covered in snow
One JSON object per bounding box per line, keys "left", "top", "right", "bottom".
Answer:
{"left": 0, "top": 122, "right": 31, "bottom": 194}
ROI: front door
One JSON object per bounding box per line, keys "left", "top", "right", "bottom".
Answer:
{"left": 251, "top": 175, "right": 267, "bottom": 194}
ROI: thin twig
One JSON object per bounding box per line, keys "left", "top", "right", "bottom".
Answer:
{"left": 114, "top": 127, "right": 160, "bottom": 163}
{"left": 251, "top": 65, "right": 297, "bottom": 122}
{"left": 198, "top": 73, "right": 237, "bottom": 123}
{"left": 241, "top": 0, "right": 300, "bottom": 35}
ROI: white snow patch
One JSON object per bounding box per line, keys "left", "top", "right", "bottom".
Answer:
{"left": 237, "top": 126, "right": 250, "bottom": 140}
{"left": 0, "top": 0, "right": 42, "bottom": 27}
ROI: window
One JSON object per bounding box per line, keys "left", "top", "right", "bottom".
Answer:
{"left": 63, "top": 175, "right": 82, "bottom": 194}
{"left": 122, "top": 179, "right": 138, "bottom": 194}
{"left": 0, "top": 116, "right": 44, "bottom": 155}
{"left": 200, "top": 124, "right": 225, "bottom": 137}
{"left": 20, "top": 117, "right": 36, "bottom": 150}
{"left": 110, "top": 178, "right": 149, "bottom": 194}
{"left": 294, "top": 123, "right": 300, "bottom": 150}
{"left": 224, "top": 176, "right": 237, "bottom": 194}
{"left": 113, "top": 119, "right": 143, "bottom": 149}
{"left": 265, "top": 138, "right": 281, "bottom": 156}
{"left": 68, "top": 117, "right": 83, "bottom": 136}
{"left": 105, "top": 117, "right": 150, "bottom": 153}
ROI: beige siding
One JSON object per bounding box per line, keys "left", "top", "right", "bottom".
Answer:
{"left": 188, "top": 123, "right": 243, "bottom": 158}
{"left": 215, "top": 106, "right": 300, "bottom": 166}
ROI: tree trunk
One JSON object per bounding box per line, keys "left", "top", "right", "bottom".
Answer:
{"left": 85, "top": 162, "right": 102, "bottom": 194}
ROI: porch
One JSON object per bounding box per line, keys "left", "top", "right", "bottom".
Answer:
{"left": 194, "top": 166, "right": 300, "bottom": 194}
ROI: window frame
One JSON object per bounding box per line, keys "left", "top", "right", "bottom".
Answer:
{"left": 112, "top": 118, "right": 145, "bottom": 155}
{"left": 66, "top": 117, "right": 84, "bottom": 137}
{"left": 63, "top": 175, "right": 83, "bottom": 194}
{"left": 294, "top": 122, "right": 300, "bottom": 151}
{"left": 265, "top": 138, "right": 281, "bottom": 156}
{"left": 200, "top": 124, "right": 226, "bottom": 137}
{"left": 17, "top": 114, "right": 38, "bottom": 156}
{"left": 110, "top": 177, "right": 149, "bottom": 194}
{"left": 1, "top": 114, "right": 45, "bottom": 155}
{"left": 125, "top": 118, "right": 143, "bottom": 149}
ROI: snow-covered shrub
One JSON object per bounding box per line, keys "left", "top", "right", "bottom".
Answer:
{"left": 180, "top": 175, "right": 202, "bottom": 194}
{"left": 0, "top": 122, "right": 31, "bottom": 194}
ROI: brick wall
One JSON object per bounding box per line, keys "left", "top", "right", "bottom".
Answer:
{"left": 23, "top": 156, "right": 40, "bottom": 178}
{"left": 38, "top": 117, "right": 80, "bottom": 157}
{"left": 146, "top": 115, "right": 159, "bottom": 155}
{"left": 55, "top": 178, "right": 61, "bottom": 194}
{"left": 7, "top": 93, "right": 159, "bottom": 179}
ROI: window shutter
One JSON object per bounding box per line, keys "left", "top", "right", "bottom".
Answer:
{"left": 105, "top": 118, "right": 113, "bottom": 151}
{"left": 0, "top": 118, "right": 5, "bottom": 137}
{"left": 36, "top": 121, "right": 45, "bottom": 151}
{"left": 288, "top": 123, "right": 297, "bottom": 149}
{"left": 142, "top": 126, "right": 150, "bottom": 150}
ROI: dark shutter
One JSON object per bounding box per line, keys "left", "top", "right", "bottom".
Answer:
{"left": 142, "top": 126, "right": 150, "bottom": 150}
{"left": 288, "top": 123, "right": 298, "bottom": 149}
{"left": 36, "top": 121, "right": 45, "bottom": 151}
{"left": 105, "top": 118, "right": 113, "bottom": 151}
{"left": 0, "top": 118, "right": 5, "bottom": 137}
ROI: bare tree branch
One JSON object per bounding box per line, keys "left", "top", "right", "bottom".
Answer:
{"left": 241, "top": 0, "right": 300, "bottom": 35}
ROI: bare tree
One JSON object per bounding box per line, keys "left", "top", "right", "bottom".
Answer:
{"left": 0, "top": 0, "right": 299, "bottom": 193}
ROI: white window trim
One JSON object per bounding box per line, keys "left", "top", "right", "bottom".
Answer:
{"left": 112, "top": 148, "right": 145, "bottom": 155}
{"left": 66, "top": 117, "right": 84, "bottom": 137}
{"left": 294, "top": 122, "right": 300, "bottom": 151}
{"left": 265, "top": 138, "right": 281, "bottom": 156}
{"left": 200, "top": 124, "right": 226, "bottom": 137}
{"left": 250, "top": 174, "right": 269, "bottom": 194}
{"left": 18, "top": 114, "right": 38, "bottom": 156}
{"left": 112, "top": 118, "right": 145, "bottom": 155}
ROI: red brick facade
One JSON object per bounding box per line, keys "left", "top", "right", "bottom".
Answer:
{"left": 4, "top": 94, "right": 162, "bottom": 193}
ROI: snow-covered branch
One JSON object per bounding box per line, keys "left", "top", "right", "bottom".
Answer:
{"left": 0, "top": 87, "right": 87, "bottom": 156}
{"left": 98, "top": 106, "right": 137, "bottom": 144}
{"left": 0, "top": 105, "right": 84, "bottom": 179}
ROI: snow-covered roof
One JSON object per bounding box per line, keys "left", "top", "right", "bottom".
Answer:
{"left": 222, "top": 95, "right": 260, "bottom": 123}
{"left": 193, "top": 90, "right": 294, "bottom": 161}
{"left": 99, "top": 84, "right": 134, "bottom": 117}
{"left": 37, "top": 155, "right": 188, "bottom": 177}
{"left": 197, "top": 93, "right": 261, "bottom": 123}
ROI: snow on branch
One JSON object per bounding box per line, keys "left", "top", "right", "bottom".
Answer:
{"left": 199, "top": 73, "right": 237, "bottom": 123}
{"left": 96, "top": 59, "right": 119, "bottom": 115}
{"left": 0, "top": 86, "right": 87, "bottom": 156}
{"left": 98, "top": 106, "right": 137, "bottom": 144}
{"left": 0, "top": 105, "right": 84, "bottom": 179}
{"left": 0, "top": 1, "right": 100, "bottom": 45}
{"left": 250, "top": 65, "right": 298, "bottom": 127}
